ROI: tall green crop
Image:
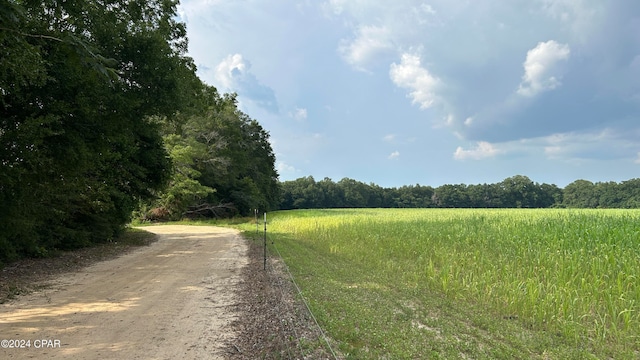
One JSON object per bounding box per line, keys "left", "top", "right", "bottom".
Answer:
{"left": 263, "top": 209, "right": 640, "bottom": 358}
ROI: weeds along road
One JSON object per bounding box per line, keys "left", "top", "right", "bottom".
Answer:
{"left": 0, "top": 225, "right": 248, "bottom": 359}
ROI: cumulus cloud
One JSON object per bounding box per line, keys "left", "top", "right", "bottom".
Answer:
{"left": 454, "top": 141, "right": 501, "bottom": 160}
{"left": 383, "top": 134, "right": 396, "bottom": 142}
{"left": 517, "top": 40, "right": 571, "bottom": 97}
{"left": 214, "top": 53, "right": 245, "bottom": 88}
{"left": 388, "top": 150, "right": 400, "bottom": 159}
{"left": 214, "top": 54, "right": 279, "bottom": 113}
{"left": 339, "top": 25, "right": 395, "bottom": 70}
{"left": 390, "top": 53, "right": 442, "bottom": 109}
{"left": 277, "top": 161, "right": 297, "bottom": 174}
{"left": 290, "top": 107, "right": 308, "bottom": 121}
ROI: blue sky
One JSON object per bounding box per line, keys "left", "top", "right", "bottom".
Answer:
{"left": 177, "top": 0, "right": 640, "bottom": 188}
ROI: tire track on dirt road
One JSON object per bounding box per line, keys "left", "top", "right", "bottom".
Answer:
{"left": 0, "top": 225, "right": 247, "bottom": 360}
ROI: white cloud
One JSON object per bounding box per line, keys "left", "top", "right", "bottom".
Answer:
{"left": 417, "top": 3, "right": 436, "bottom": 15}
{"left": 388, "top": 150, "right": 400, "bottom": 159}
{"left": 176, "top": 0, "right": 226, "bottom": 23}
{"left": 517, "top": 40, "right": 571, "bottom": 97}
{"left": 390, "top": 53, "right": 442, "bottom": 109}
{"left": 454, "top": 141, "right": 501, "bottom": 160}
{"left": 214, "top": 53, "right": 279, "bottom": 112}
{"left": 215, "top": 53, "right": 246, "bottom": 89}
{"left": 290, "top": 107, "right": 308, "bottom": 121}
{"left": 383, "top": 134, "right": 396, "bottom": 142}
{"left": 635, "top": 153, "right": 640, "bottom": 164}
{"left": 464, "top": 117, "right": 474, "bottom": 126}
{"left": 339, "top": 25, "right": 394, "bottom": 71}
{"left": 277, "top": 161, "right": 297, "bottom": 174}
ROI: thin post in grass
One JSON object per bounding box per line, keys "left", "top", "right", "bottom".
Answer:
{"left": 264, "top": 212, "right": 267, "bottom": 270}
{"left": 255, "top": 208, "right": 259, "bottom": 234}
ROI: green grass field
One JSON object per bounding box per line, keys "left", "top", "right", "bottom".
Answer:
{"left": 235, "top": 209, "right": 640, "bottom": 359}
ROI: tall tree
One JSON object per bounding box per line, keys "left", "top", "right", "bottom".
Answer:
{"left": 563, "top": 180, "right": 598, "bottom": 208}
{"left": 432, "top": 184, "right": 470, "bottom": 208}
{"left": 1, "top": 0, "right": 199, "bottom": 261}
{"left": 189, "top": 91, "right": 280, "bottom": 216}
{"left": 318, "top": 177, "right": 345, "bottom": 208}
{"left": 500, "top": 175, "right": 538, "bottom": 208}
{"left": 144, "top": 87, "right": 280, "bottom": 219}
{"left": 620, "top": 179, "right": 640, "bottom": 208}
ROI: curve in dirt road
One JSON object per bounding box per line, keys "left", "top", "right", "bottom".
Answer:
{"left": 0, "top": 225, "right": 247, "bottom": 360}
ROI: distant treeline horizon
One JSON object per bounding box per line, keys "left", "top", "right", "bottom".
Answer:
{"left": 279, "top": 175, "right": 640, "bottom": 209}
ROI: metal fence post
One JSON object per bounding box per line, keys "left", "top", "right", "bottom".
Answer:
{"left": 255, "top": 209, "right": 258, "bottom": 234}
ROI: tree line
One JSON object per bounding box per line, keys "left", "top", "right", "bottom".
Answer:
{"left": 280, "top": 175, "right": 640, "bottom": 209}
{"left": 1, "top": 0, "right": 279, "bottom": 264}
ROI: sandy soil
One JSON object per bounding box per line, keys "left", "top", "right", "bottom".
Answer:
{"left": 0, "top": 225, "right": 247, "bottom": 360}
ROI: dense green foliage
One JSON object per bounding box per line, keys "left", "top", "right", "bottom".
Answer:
{"left": 140, "top": 88, "right": 280, "bottom": 220}
{"left": 255, "top": 209, "right": 640, "bottom": 359}
{"left": 1, "top": 0, "right": 279, "bottom": 264}
{"left": 281, "top": 175, "right": 640, "bottom": 209}
{"left": 562, "top": 178, "right": 640, "bottom": 208}
{"left": 1, "top": 0, "right": 195, "bottom": 262}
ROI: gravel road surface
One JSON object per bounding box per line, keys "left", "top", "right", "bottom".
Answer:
{"left": 0, "top": 225, "right": 247, "bottom": 359}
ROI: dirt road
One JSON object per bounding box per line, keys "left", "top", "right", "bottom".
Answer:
{"left": 0, "top": 225, "right": 247, "bottom": 359}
